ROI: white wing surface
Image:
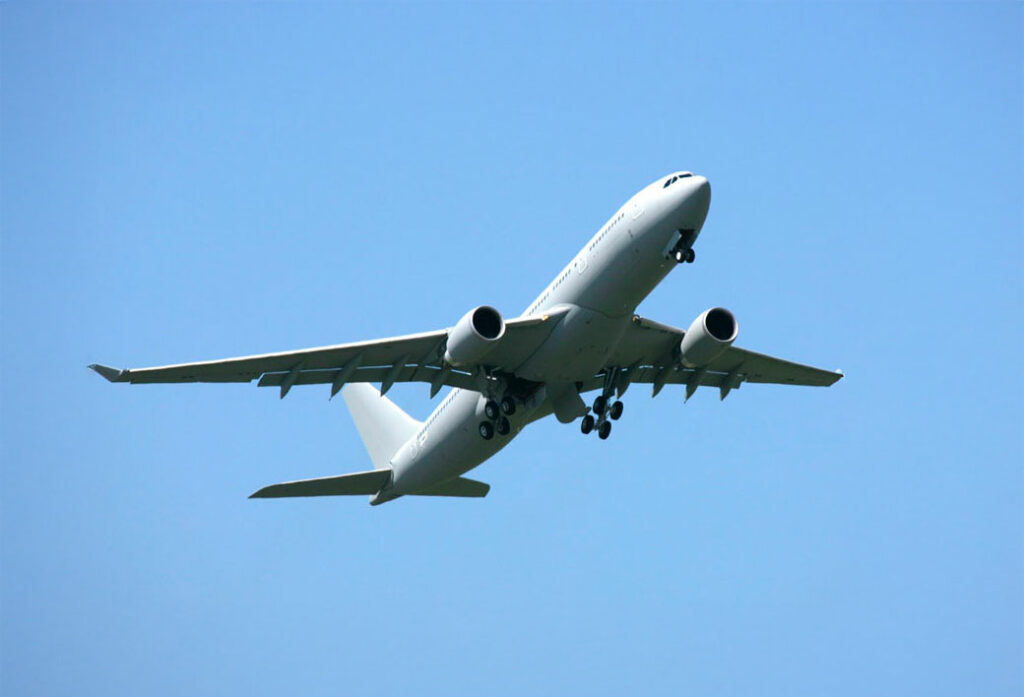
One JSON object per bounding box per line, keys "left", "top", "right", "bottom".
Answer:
{"left": 589, "top": 314, "right": 842, "bottom": 397}
{"left": 90, "top": 310, "right": 569, "bottom": 399}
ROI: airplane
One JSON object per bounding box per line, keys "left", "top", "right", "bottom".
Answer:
{"left": 90, "top": 171, "right": 842, "bottom": 505}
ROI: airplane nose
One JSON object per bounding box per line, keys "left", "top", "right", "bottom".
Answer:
{"left": 674, "top": 175, "right": 710, "bottom": 225}
{"left": 690, "top": 176, "right": 711, "bottom": 212}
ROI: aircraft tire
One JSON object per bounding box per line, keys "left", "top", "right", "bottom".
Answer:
{"left": 484, "top": 400, "right": 500, "bottom": 421}
{"left": 500, "top": 396, "right": 516, "bottom": 416}
{"left": 610, "top": 401, "right": 624, "bottom": 420}
{"left": 593, "top": 395, "right": 608, "bottom": 416}
{"left": 598, "top": 421, "right": 612, "bottom": 440}
{"left": 478, "top": 421, "right": 495, "bottom": 440}
{"left": 496, "top": 417, "right": 511, "bottom": 436}
{"left": 685, "top": 248, "right": 695, "bottom": 263}
{"left": 581, "top": 414, "right": 595, "bottom": 434}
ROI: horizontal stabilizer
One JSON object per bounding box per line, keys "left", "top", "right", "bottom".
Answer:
{"left": 88, "top": 364, "right": 127, "bottom": 382}
{"left": 249, "top": 469, "right": 391, "bottom": 498}
{"left": 413, "top": 476, "right": 490, "bottom": 498}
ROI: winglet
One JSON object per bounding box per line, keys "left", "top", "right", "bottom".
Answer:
{"left": 88, "top": 364, "right": 127, "bottom": 382}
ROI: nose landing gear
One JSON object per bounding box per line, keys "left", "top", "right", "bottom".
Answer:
{"left": 673, "top": 247, "right": 695, "bottom": 264}
{"left": 667, "top": 229, "right": 697, "bottom": 264}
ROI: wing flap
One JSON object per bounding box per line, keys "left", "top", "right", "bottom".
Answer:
{"left": 255, "top": 365, "right": 477, "bottom": 391}
{"left": 249, "top": 469, "right": 392, "bottom": 498}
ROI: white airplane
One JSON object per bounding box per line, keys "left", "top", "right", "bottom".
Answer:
{"left": 91, "top": 172, "right": 842, "bottom": 505}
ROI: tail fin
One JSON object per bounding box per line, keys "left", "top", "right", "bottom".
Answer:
{"left": 342, "top": 383, "right": 422, "bottom": 470}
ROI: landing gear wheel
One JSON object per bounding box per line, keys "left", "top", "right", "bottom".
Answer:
{"left": 581, "top": 414, "right": 595, "bottom": 434}
{"left": 484, "top": 400, "right": 500, "bottom": 421}
{"left": 685, "top": 248, "right": 695, "bottom": 263}
{"left": 674, "top": 249, "right": 686, "bottom": 264}
{"left": 598, "top": 421, "right": 612, "bottom": 440}
{"left": 478, "top": 421, "right": 494, "bottom": 440}
{"left": 593, "top": 395, "right": 608, "bottom": 416}
{"left": 609, "top": 401, "right": 624, "bottom": 420}
{"left": 496, "top": 417, "right": 511, "bottom": 436}
{"left": 500, "top": 396, "right": 517, "bottom": 416}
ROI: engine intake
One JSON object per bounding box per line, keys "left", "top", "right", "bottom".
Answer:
{"left": 444, "top": 305, "right": 506, "bottom": 368}
{"left": 678, "top": 307, "right": 738, "bottom": 367}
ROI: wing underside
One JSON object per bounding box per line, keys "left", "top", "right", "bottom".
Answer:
{"left": 90, "top": 308, "right": 840, "bottom": 401}
{"left": 586, "top": 314, "right": 842, "bottom": 398}
{"left": 90, "top": 310, "right": 569, "bottom": 398}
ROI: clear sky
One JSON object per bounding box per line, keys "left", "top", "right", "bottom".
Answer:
{"left": 2, "top": 3, "right": 1021, "bottom": 696}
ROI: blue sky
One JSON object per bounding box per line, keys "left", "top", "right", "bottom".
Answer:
{"left": 2, "top": 3, "right": 1021, "bottom": 696}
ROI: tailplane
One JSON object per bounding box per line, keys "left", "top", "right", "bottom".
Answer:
{"left": 342, "top": 383, "right": 422, "bottom": 470}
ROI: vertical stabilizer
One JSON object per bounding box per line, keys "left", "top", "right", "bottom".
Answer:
{"left": 342, "top": 384, "right": 422, "bottom": 470}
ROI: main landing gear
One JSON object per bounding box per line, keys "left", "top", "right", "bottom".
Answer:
{"left": 478, "top": 396, "right": 516, "bottom": 440}
{"left": 581, "top": 392, "right": 624, "bottom": 440}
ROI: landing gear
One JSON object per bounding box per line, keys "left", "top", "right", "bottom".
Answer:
{"left": 583, "top": 370, "right": 627, "bottom": 439}
{"left": 669, "top": 229, "right": 697, "bottom": 265}
{"left": 484, "top": 400, "right": 500, "bottom": 421}
{"left": 582, "top": 395, "right": 623, "bottom": 438}
{"left": 609, "top": 401, "right": 624, "bottom": 420}
{"left": 673, "top": 247, "right": 695, "bottom": 264}
{"left": 480, "top": 396, "right": 516, "bottom": 439}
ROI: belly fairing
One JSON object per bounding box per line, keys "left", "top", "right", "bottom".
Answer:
{"left": 514, "top": 305, "right": 631, "bottom": 383}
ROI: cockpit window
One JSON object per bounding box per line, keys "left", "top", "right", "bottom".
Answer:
{"left": 663, "top": 172, "right": 693, "bottom": 188}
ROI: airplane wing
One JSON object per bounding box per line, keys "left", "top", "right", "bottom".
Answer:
{"left": 89, "top": 308, "right": 570, "bottom": 399}
{"left": 590, "top": 314, "right": 843, "bottom": 398}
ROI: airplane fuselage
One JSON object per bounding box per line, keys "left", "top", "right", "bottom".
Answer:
{"left": 377, "top": 173, "right": 712, "bottom": 503}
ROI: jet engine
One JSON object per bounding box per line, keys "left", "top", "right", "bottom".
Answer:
{"left": 678, "top": 307, "right": 738, "bottom": 367}
{"left": 444, "top": 305, "right": 506, "bottom": 368}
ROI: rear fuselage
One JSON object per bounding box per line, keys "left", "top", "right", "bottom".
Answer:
{"left": 374, "top": 173, "right": 711, "bottom": 503}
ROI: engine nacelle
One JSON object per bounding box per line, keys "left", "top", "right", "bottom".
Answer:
{"left": 444, "top": 305, "right": 506, "bottom": 368}
{"left": 678, "top": 307, "right": 738, "bottom": 367}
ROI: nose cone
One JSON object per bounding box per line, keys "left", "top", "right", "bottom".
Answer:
{"left": 674, "top": 175, "right": 710, "bottom": 228}
{"left": 691, "top": 175, "right": 711, "bottom": 210}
